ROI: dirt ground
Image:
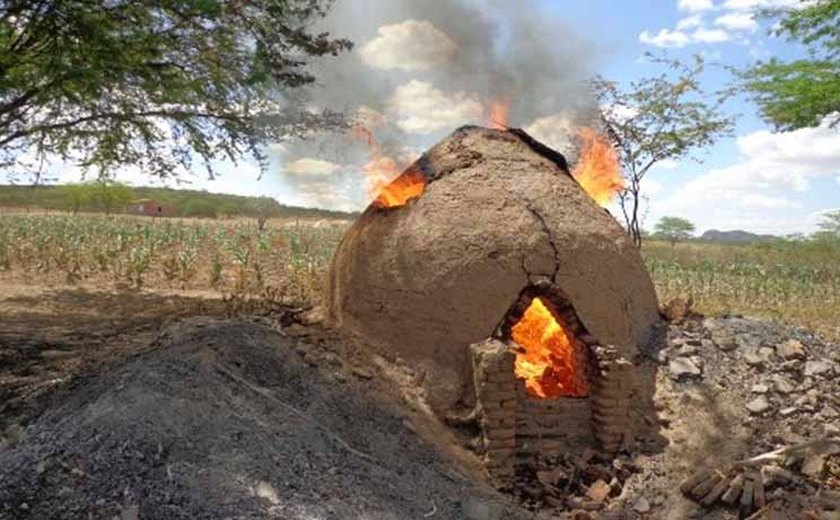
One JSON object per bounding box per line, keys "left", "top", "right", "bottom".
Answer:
{"left": 1, "top": 286, "right": 838, "bottom": 519}
{"left": 0, "top": 314, "right": 524, "bottom": 520}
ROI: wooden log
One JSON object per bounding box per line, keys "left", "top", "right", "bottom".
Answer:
{"left": 752, "top": 472, "right": 766, "bottom": 509}
{"left": 701, "top": 473, "right": 732, "bottom": 507}
{"left": 680, "top": 469, "right": 713, "bottom": 496}
{"left": 739, "top": 477, "right": 755, "bottom": 518}
{"left": 721, "top": 473, "right": 745, "bottom": 505}
{"left": 690, "top": 474, "right": 722, "bottom": 501}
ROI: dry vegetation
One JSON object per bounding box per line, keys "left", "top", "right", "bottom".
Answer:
{"left": 645, "top": 239, "right": 840, "bottom": 341}
{"left": 2, "top": 213, "right": 838, "bottom": 340}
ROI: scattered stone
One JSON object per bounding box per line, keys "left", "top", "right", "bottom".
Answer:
{"left": 713, "top": 333, "right": 737, "bottom": 351}
{"left": 819, "top": 490, "right": 840, "bottom": 510}
{"left": 736, "top": 334, "right": 761, "bottom": 350}
{"left": 743, "top": 351, "right": 764, "bottom": 368}
{"left": 585, "top": 480, "right": 611, "bottom": 503}
{"left": 746, "top": 396, "right": 772, "bottom": 415}
{"left": 776, "top": 339, "right": 807, "bottom": 360}
{"left": 751, "top": 384, "right": 770, "bottom": 394}
{"left": 675, "top": 344, "right": 698, "bottom": 357}
{"left": 669, "top": 358, "right": 702, "bottom": 380}
{"left": 700, "top": 339, "right": 715, "bottom": 350}
{"left": 801, "top": 453, "right": 826, "bottom": 479}
{"left": 771, "top": 376, "right": 795, "bottom": 395}
{"left": 804, "top": 360, "right": 835, "bottom": 378}
{"left": 633, "top": 497, "right": 651, "bottom": 513}
{"left": 758, "top": 347, "right": 775, "bottom": 362}
{"left": 663, "top": 296, "right": 693, "bottom": 323}
{"left": 779, "top": 407, "right": 798, "bottom": 417}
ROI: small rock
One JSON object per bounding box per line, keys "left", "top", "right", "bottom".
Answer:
{"left": 743, "top": 351, "right": 764, "bottom": 368}
{"left": 776, "top": 339, "right": 807, "bottom": 360}
{"left": 633, "top": 497, "right": 651, "bottom": 513}
{"left": 736, "top": 334, "right": 761, "bottom": 350}
{"left": 585, "top": 479, "right": 611, "bottom": 503}
{"left": 801, "top": 453, "right": 825, "bottom": 478}
{"left": 804, "top": 360, "right": 835, "bottom": 378}
{"left": 758, "top": 347, "right": 775, "bottom": 361}
{"left": 668, "top": 358, "right": 702, "bottom": 380}
{"left": 746, "top": 396, "right": 772, "bottom": 415}
{"left": 19, "top": 503, "right": 29, "bottom": 511}
{"left": 751, "top": 383, "right": 770, "bottom": 394}
{"left": 700, "top": 339, "right": 715, "bottom": 350}
{"left": 779, "top": 407, "right": 798, "bottom": 417}
{"left": 713, "top": 333, "right": 737, "bottom": 351}
{"left": 675, "top": 344, "right": 698, "bottom": 357}
{"left": 771, "top": 375, "right": 795, "bottom": 394}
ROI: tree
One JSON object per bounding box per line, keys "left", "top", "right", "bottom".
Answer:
{"left": 813, "top": 209, "right": 840, "bottom": 240}
{"left": 0, "top": 1, "right": 351, "bottom": 181}
{"left": 90, "top": 181, "right": 132, "bottom": 215}
{"left": 739, "top": 0, "right": 840, "bottom": 130}
{"left": 56, "top": 182, "right": 94, "bottom": 214}
{"left": 654, "top": 216, "right": 696, "bottom": 246}
{"left": 594, "top": 55, "right": 734, "bottom": 247}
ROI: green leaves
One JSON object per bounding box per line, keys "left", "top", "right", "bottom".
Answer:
{"left": 0, "top": 0, "right": 352, "bottom": 180}
{"left": 595, "top": 54, "right": 733, "bottom": 247}
{"left": 741, "top": 0, "right": 840, "bottom": 129}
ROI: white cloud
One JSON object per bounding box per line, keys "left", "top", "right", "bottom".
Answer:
{"left": 722, "top": 0, "right": 800, "bottom": 9}
{"left": 639, "top": 28, "right": 690, "bottom": 48}
{"left": 836, "top": 176, "right": 840, "bottom": 187}
{"left": 677, "top": 15, "right": 704, "bottom": 30}
{"left": 678, "top": 0, "right": 715, "bottom": 11}
{"left": 285, "top": 158, "right": 341, "bottom": 176}
{"left": 388, "top": 80, "right": 483, "bottom": 134}
{"left": 691, "top": 27, "right": 731, "bottom": 43}
{"left": 645, "top": 177, "right": 664, "bottom": 197}
{"left": 360, "top": 20, "right": 458, "bottom": 72}
{"left": 715, "top": 12, "right": 758, "bottom": 31}
{"left": 652, "top": 115, "right": 840, "bottom": 234}
{"left": 655, "top": 159, "right": 680, "bottom": 170}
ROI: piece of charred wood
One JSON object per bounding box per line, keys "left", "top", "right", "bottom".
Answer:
{"left": 721, "top": 473, "right": 745, "bottom": 505}
{"left": 739, "top": 476, "right": 755, "bottom": 518}
{"left": 691, "top": 473, "right": 723, "bottom": 501}
{"left": 680, "top": 469, "right": 713, "bottom": 496}
{"left": 701, "top": 472, "right": 733, "bottom": 507}
{"left": 752, "top": 471, "right": 766, "bottom": 509}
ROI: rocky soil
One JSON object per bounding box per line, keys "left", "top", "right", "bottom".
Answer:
{"left": 506, "top": 315, "right": 840, "bottom": 519}
{"left": 1, "top": 309, "right": 837, "bottom": 519}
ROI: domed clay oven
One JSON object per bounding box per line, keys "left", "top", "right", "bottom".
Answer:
{"left": 327, "top": 126, "right": 661, "bottom": 478}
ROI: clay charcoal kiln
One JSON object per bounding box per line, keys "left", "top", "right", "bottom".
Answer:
{"left": 327, "top": 126, "right": 661, "bottom": 479}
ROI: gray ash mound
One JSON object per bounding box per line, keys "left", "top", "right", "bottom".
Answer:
{"left": 0, "top": 318, "right": 522, "bottom": 520}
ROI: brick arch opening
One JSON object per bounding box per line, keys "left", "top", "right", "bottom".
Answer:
{"left": 471, "top": 283, "right": 635, "bottom": 483}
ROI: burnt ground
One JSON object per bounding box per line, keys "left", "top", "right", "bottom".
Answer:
{"left": 0, "top": 317, "right": 523, "bottom": 520}
{"left": 0, "top": 286, "right": 838, "bottom": 519}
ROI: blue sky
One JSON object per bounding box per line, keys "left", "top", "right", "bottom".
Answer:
{"left": 53, "top": 0, "right": 839, "bottom": 235}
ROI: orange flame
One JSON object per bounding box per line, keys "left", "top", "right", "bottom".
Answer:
{"left": 571, "top": 127, "right": 623, "bottom": 207}
{"left": 352, "top": 124, "right": 425, "bottom": 209}
{"left": 373, "top": 169, "right": 426, "bottom": 209}
{"left": 512, "top": 298, "right": 588, "bottom": 399}
{"left": 489, "top": 99, "right": 510, "bottom": 129}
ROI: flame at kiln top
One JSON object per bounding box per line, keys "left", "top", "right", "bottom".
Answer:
{"left": 571, "top": 127, "right": 624, "bottom": 207}
{"left": 511, "top": 297, "right": 589, "bottom": 399}
{"left": 372, "top": 169, "right": 426, "bottom": 209}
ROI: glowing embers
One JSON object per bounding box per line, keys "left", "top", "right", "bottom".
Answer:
{"left": 511, "top": 297, "right": 589, "bottom": 399}
{"left": 372, "top": 169, "right": 426, "bottom": 209}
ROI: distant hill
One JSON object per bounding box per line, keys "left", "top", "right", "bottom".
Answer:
{"left": 700, "top": 229, "right": 777, "bottom": 244}
{"left": 0, "top": 184, "right": 359, "bottom": 220}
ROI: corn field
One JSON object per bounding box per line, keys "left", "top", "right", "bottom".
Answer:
{"left": 644, "top": 240, "right": 840, "bottom": 340}
{"left": 0, "top": 214, "right": 347, "bottom": 305}
{"left": 1, "top": 214, "right": 838, "bottom": 339}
